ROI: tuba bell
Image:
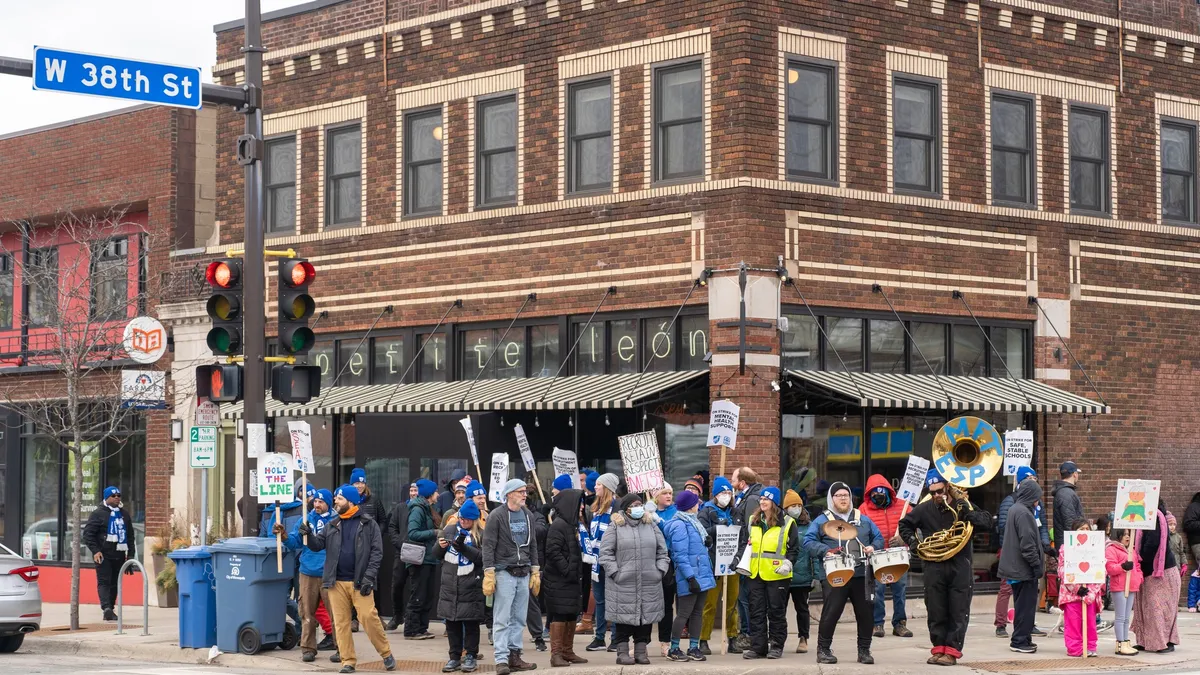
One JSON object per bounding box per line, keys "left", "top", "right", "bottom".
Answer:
{"left": 915, "top": 416, "right": 1004, "bottom": 563}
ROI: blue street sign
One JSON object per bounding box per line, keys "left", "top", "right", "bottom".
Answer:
{"left": 32, "top": 46, "right": 202, "bottom": 110}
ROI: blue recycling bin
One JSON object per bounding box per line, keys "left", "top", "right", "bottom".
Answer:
{"left": 168, "top": 546, "right": 217, "bottom": 649}
{"left": 210, "top": 537, "right": 297, "bottom": 654}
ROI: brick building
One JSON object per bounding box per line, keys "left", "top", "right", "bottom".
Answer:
{"left": 0, "top": 105, "right": 215, "bottom": 603}
{"left": 169, "top": 0, "right": 1200, "bottom": 594}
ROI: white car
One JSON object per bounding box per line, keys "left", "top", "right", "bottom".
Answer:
{"left": 0, "top": 542, "right": 41, "bottom": 653}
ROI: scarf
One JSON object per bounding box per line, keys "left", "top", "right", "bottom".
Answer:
{"left": 447, "top": 524, "right": 476, "bottom": 575}
{"left": 676, "top": 510, "right": 708, "bottom": 544}
{"left": 106, "top": 504, "right": 128, "bottom": 551}
{"left": 339, "top": 504, "right": 360, "bottom": 520}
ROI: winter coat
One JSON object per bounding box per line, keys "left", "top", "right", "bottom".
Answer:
{"left": 1051, "top": 480, "right": 1084, "bottom": 549}
{"left": 805, "top": 509, "right": 884, "bottom": 579}
{"left": 283, "top": 508, "right": 335, "bottom": 577}
{"left": 543, "top": 489, "right": 586, "bottom": 616}
{"left": 899, "top": 489, "right": 993, "bottom": 564}
{"left": 1057, "top": 544, "right": 1103, "bottom": 607}
{"left": 482, "top": 504, "right": 541, "bottom": 571}
{"left": 386, "top": 501, "right": 410, "bottom": 554}
{"left": 664, "top": 514, "right": 716, "bottom": 596}
{"left": 598, "top": 510, "right": 669, "bottom": 626}
{"left": 437, "top": 522, "right": 486, "bottom": 621}
{"left": 858, "top": 474, "right": 906, "bottom": 542}
{"left": 788, "top": 509, "right": 821, "bottom": 588}
{"left": 306, "top": 510, "right": 383, "bottom": 590}
{"left": 83, "top": 504, "right": 136, "bottom": 559}
{"left": 997, "top": 490, "right": 1051, "bottom": 554}
{"left": 258, "top": 500, "right": 304, "bottom": 540}
{"left": 1105, "top": 539, "right": 1143, "bottom": 593}
{"left": 1169, "top": 530, "right": 1188, "bottom": 572}
{"left": 698, "top": 498, "right": 736, "bottom": 566}
{"left": 406, "top": 497, "right": 441, "bottom": 565}
{"left": 998, "top": 480, "right": 1044, "bottom": 582}
{"left": 358, "top": 491, "right": 384, "bottom": 526}
{"left": 1183, "top": 493, "right": 1200, "bottom": 549}
{"left": 735, "top": 482, "right": 764, "bottom": 527}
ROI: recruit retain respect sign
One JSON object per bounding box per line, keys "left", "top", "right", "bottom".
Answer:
{"left": 618, "top": 431, "right": 664, "bottom": 493}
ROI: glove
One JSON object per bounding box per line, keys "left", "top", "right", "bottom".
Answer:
{"left": 272, "top": 523, "right": 286, "bottom": 536}
{"left": 298, "top": 521, "right": 312, "bottom": 537}
{"left": 455, "top": 534, "right": 467, "bottom": 549}
{"left": 775, "top": 559, "right": 793, "bottom": 577}
{"left": 1076, "top": 587, "right": 1089, "bottom": 598}
{"left": 360, "top": 580, "right": 375, "bottom": 597}
{"left": 483, "top": 569, "right": 496, "bottom": 597}
{"left": 687, "top": 577, "right": 702, "bottom": 594}
{"left": 530, "top": 569, "right": 541, "bottom": 595}
{"left": 124, "top": 566, "right": 136, "bottom": 576}
{"left": 1121, "top": 561, "right": 1134, "bottom": 571}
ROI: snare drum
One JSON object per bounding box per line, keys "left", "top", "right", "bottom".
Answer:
{"left": 869, "top": 547, "right": 911, "bottom": 584}
{"left": 823, "top": 551, "right": 856, "bottom": 587}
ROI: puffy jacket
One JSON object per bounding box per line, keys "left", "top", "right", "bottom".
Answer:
{"left": 1105, "top": 539, "right": 1143, "bottom": 593}
{"left": 1183, "top": 493, "right": 1200, "bottom": 549}
{"left": 698, "top": 498, "right": 736, "bottom": 564}
{"left": 1051, "top": 480, "right": 1084, "bottom": 549}
{"left": 386, "top": 501, "right": 409, "bottom": 554}
{"left": 437, "top": 522, "right": 485, "bottom": 622}
{"left": 284, "top": 508, "right": 335, "bottom": 577}
{"left": 258, "top": 500, "right": 304, "bottom": 540}
{"left": 858, "top": 474, "right": 905, "bottom": 542}
{"left": 306, "top": 510, "right": 383, "bottom": 590}
{"left": 1057, "top": 544, "right": 1103, "bottom": 607}
{"left": 543, "top": 489, "right": 585, "bottom": 616}
{"left": 406, "top": 497, "right": 440, "bottom": 565}
{"left": 664, "top": 514, "right": 716, "bottom": 596}
{"left": 805, "top": 509, "right": 884, "bottom": 579}
{"left": 998, "top": 480, "right": 1044, "bottom": 582}
{"left": 357, "top": 491, "right": 384, "bottom": 527}
{"left": 599, "top": 510, "right": 669, "bottom": 625}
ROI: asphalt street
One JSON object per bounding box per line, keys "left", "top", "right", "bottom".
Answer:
{"left": 0, "top": 654, "right": 259, "bottom": 674}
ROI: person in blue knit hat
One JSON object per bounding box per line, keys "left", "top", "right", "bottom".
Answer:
{"left": 277, "top": 488, "right": 336, "bottom": 661}
{"left": 349, "top": 468, "right": 382, "bottom": 524}
{"left": 403, "top": 478, "right": 442, "bottom": 640}
{"left": 553, "top": 474, "right": 575, "bottom": 495}
{"left": 698, "top": 476, "right": 740, "bottom": 653}
{"left": 438, "top": 498, "right": 486, "bottom": 672}
{"left": 83, "top": 486, "right": 136, "bottom": 622}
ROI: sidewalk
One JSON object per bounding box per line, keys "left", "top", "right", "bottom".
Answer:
{"left": 21, "top": 597, "right": 1200, "bottom": 673}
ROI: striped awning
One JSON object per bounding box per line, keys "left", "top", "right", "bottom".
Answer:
{"left": 786, "top": 370, "right": 1109, "bottom": 415}
{"left": 222, "top": 370, "right": 708, "bottom": 419}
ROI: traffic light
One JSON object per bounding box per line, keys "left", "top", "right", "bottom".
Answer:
{"left": 277, "top": 258, "right": 316, "bottom": 355}
{"left": 196, "top": 364, "right": 244, "bottom": 403}
{"left": 205, "top": 258, "right": 243, "bottom": 356}
{"left": 272, "top": 363, "right": 322, "bottom": 403}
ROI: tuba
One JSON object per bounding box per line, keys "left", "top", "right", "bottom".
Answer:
{"left": 915, "top": 416, "right": 1003, "bottom": 563}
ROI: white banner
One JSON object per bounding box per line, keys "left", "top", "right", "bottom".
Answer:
{"left": 288, "top": 420, "right": 315, "bottom": 474}
{"left": 618, "top": 431, "right": 664, "bottom": 493}
{"left": 1003, "top": 430, "right": 1034, "bottom": 476}
{"left": 1062, "top": 530, "right": 1106, "bottom": 585}
{"left": 514, "top": 423, "right": 535, "bottom": 472}
{"left": 714, "top": 524, "right": 741, "bottom": 576}
{"left": 896, "top": 454, "right": 931, "bottom": 505}
{"left": 707, "top": 399, "right": 740, "bottom": 449}
{"left": 1114, "top": 479, "right": 1161, "bottom": 531}
{"left": 552, "top": 448, "right": 579, "bottom": 488}
{"left": 460, "top": 417, "right": 479, "bottom": 467}
{"left": 488, "top": 453, "right": 510, "bottom": 503}
{"left": 257, "top": 453, "right": 294, "bottom": 504}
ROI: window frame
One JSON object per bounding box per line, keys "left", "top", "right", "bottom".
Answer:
{"left": 264, "top": 134, "right": 298, "bottom": 234}
{"left": 324, "top": 123, "right": 362, "bottom": 228}
{"left": 0, "top": 254, "right": 13, "bottom": 330}
{"left": 476, "top": 94, "right": 519, "bottom": 208}
{"left": 403, "top": 107, "right": 444, "bottom": 217}
{"left": 653, "top": 60, "right": 705, "bottom": 184}
{"left": 892, "top": 76, "right": 940, "bottom": 195}
{"left": 1068, "top": 105, "right": 1110, "bottom": 215}
{"left": 88, "top": 238, "right": 129, "bottom": 321}
{"left": 785, "top": 57, "right": 838, "bottom": 184}
{"left": 1160, "top": 118, "right": 1197, "bottom": 224}
{"left": 990, "top": 92, "right": 1036, "bottom": 207}
{"left": 25, "top": 246, "right": 58, "bottom": 328}
{"left": 566, "top": 77, "right": 614, "bottom": 195}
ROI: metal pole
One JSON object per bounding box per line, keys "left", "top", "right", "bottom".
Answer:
{"left": 201, "top": 468, "right": 209, "bottom": 547}
{"left": 241, "top": 0, "right": 266, "bottom": 537}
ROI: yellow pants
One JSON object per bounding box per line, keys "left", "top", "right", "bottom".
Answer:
{"left": 299, "top": 573, "right": 330, "bottom": 655}
{"left": 328, "top": 581, "right": 392, "bottom": 667}
{"left": 701, "top": 575, "right": 740, "bottom": 641}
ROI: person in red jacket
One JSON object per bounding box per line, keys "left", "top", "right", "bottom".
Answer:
{"left": 858, "top": 474, "right": 913, "bottom": 638}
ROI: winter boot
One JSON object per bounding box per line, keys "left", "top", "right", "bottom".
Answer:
{"left": 615, "top": 641, "right": 634, "bottom": 665}
{"left": 633, "top": 642, "right": 651, "bottom": 665}
{"left": 893, "top": 620, "right": 913, "bottom": 637}
{"left": 550, "top": 623, "right": 570, "bottom": 667}
{"left": 510, "top": 650, "right": 538, "bottom": 671}
{"left": 575, "top": 616, "right": 593, "bottom": 634}
{"left": 563, "top": 622, "right": 589, "bottom": 663}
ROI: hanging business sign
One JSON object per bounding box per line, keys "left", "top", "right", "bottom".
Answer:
{"left": 122, "top": 316, "right": 167, "bottom": 364}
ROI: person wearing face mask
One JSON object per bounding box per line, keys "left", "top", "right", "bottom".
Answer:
{"left": 698, "top": 477, "right": 740, "bottom": 654}
{"left": 598, "top": 493, "right": 669, "bottom": 665}
{"left": 782, "top": 490, "right": 820, "bottom": 653}
{"left": 804, "top": 482, "right": 885, "bottom": 665}
{"left": 857, "top": 474, "right": 913, "bottom": 639}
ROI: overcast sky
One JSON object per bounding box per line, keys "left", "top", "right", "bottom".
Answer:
{"left": 0, "top": 1, "right": 298, "bottom": 135}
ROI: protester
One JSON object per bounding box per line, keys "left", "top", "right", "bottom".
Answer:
{"left": 684, "top": 478, "right": 704, "bottom": 498}
{"left": 278, "top": 488, "right": 336, "bottom": 662}
{"left": 1105, "top": 528, "right": 1142, "bottom": 656}
{"left": 528, "top": 498, "right": 550, "bottom": 653}
{"left": 858, "top": 473, "right": 912, "bottom": 638}
{"left": 1057, "top": 519, "right": 1102, "bottom": 657}
{"left": 650, "top": 483, "right": 677, "bottom": 657}
{"left": 576, "top": 473, "right": 597, "bottom": 637}
{"left": 691, "top": 471, "right": 711, "bottom": 501}
{"left": 585, "top": 473, "right": 620, "bottom": 652}
{"left": 438, "top": 469, "right": 470, "bottom": 515}
{"left": 385, "top": 487, "right": 412, "bottom": 631}
{"left": 994, "top": 467, "right": 1050, "bottom": 638}
{"left": 544, "top": 488, "right": 589, "bottom": 667}
{"left": 437, "top": 499, "right": 485, "bottom": 673}
{"left": 806, "top": 482, "right": 883, "bottom": 665}
{"left": 302, "top": 484, "right": 396, "bottom": 673}
{"left": 349, "top": 468, "right": 383, "bottom": 524}
{"left": 598, "top": 493, "right": 669, "bottom": 665}
{"left": 552, "top": 474, "right": 574, "bottom": 496}
{"left": 783, "top": 489, "right": 819, "bottom": 653}
{"left": 738, "top": 487, "right": 799, "bottom": 660}
{"left": 443, "top": 479, "right": 471, "bottom": 522}
{"left": 404, "top": 478, "right": 441, "bottom": 640}
{"left": 1183, "top": 492, "right": 1200, "bottom": 611}
{"left": 665, "top": 489, "right": 716, "bottom": 662}
{"left": 730, "top": 467, "right": 764, "bottom": 651}
{"left": 83, "top": 486, "right": 136, "bottom": 622}
{"left": 699, "top": 477, "right": 739, "bottom": 654}
{"left": 1051, "top": 462, "right": 1084, "bottom": 549}
{"left": 1131, "top": 498, "right": 1181, "bottom": 653}
{"left": 1168, "top": 513, "right": 1188, "bottom": 579}
{"left": 998, "top": 478, "right": 1045, "bottom": 655}
{"left": 483, "top": 478, "right": 541, "bottom": 675}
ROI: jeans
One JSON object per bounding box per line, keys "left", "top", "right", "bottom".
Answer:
{"left": 593, "top": 574, "right": 615, "bottom": 640}
{"left": 872, "top": 572, "right": 908, "bottom": 627}
{"left": 493, "top": 570, "right": 530, "bottom": 663}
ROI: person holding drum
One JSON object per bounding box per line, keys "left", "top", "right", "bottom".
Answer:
{"left": 858, "top": 473, "right": 914, "bottom": 639}
{"left": 804, "top": 481, "right": 885, "bottom": 665}
{"left": 737, "top": 486, "right": 800, "bottom": 660}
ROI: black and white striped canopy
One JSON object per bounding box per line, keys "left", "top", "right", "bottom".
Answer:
{"left": 222, "top": 370, "right": 708, "bottom": 419}
{"left": 786, "top": 370, "right": 1109, "bottom": 415}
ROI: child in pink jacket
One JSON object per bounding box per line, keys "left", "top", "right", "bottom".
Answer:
{"left": 1059, "top": 520, "right": 1104, "bottom": 658}
{"left": 1104, "top": 528, "right": 1143, "bottom": 656}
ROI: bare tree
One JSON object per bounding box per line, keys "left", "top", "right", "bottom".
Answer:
{"left": 0, "top": 206, "right": 163, "bottom": 630}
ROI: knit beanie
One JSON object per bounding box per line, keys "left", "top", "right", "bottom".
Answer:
{"left": 415, "top": 478, "right": 438, "bottom": 498}
{"left": 711, "top": 477, "right": 733, "bottom": 496}
{"left": 585, "top": 471, "right": 600, "bottom": 492}
{"left": 684, "top": 478, "right": 704, "bottom": 496}
{"left": 465, "top": 480, "right": 487, "bottom": 499}
{"left": 335, "top": 484, "right": 362, "bottom": 505}
{"left": 501, "top": 478, "right": 527, "bottom": 498}
{"left": 674, "top": 490, "right": 700, "bottom": 512}
{"left": 783, "top": 489, "right": 804, "bottom": 509}
{"left": 313, "top": 488, "right": 334, "bottom": 508}
{"left": 295, "top": 479, "right": 316, "bottom": 500}
{"left": 618, "top": 492, "right": 643, "bottom": 512}
{"left": 596, "top": 472, "right": 620, "bottom": 495}
{"left": 761, "top": 486, "right": 782, "bottom": 506}
{"left": 553, "top": 474, "right": 574, "bottom": 491}
{"left": 458, "top": 500, "right": 481, "bottom": 521}
{"left": 350, "top": 468, "right": 367, "bottom": 485}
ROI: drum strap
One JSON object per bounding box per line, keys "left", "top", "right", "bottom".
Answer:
{"left": 823, "top": 509, "right": 861, "bottom": 526}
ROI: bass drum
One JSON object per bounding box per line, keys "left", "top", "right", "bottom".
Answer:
{"left": 823, "top": 551, "right": 856, "bottom": 588}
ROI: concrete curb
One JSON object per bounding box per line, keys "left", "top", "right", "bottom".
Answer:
{"left": 21, "top": 634, "right": 324, "bottom": 671}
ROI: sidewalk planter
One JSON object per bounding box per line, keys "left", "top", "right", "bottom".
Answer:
{"left": 209, "top": 537, "right": 297, "bottom": 655}
{"left": 167, "top": 546, "right": 216, "bottom": 649}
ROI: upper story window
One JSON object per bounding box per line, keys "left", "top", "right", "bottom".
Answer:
{"left": 477, "top": 96, "right": 518, "bottom": 207}
{"left": 265, "top": 136, "right": 297, "bottom": 233}
{"left": 574, "top": 314, "right": 708, "bottom": 375}
{"left": 567, "top": 79, "right": 613, "bottom": 194}
{"left": 404, "top": 109, "right": 443, "bottom": 216}
{"left": 1161, "top": 120, "right": 1196, "bottom": 223}
{"left": 893, "top": 78, "right": 939, "bottom": 194}
{"left": 0, "top": 255, "right": 13, "bottom": 330}
{"left": 90, "top": 238, "right": 128, "bottom": 320}
{"left": 654, "top": 62, "right": 704, "bottom": 182}
{"left": 325, "top": 125, "right": 361, "bottom": 227}
{"left": 26, "top": 247, "right": 58, "bottom": 327}
{"left": 991, "top": 94, "right": 1035, "bottom": 205}
{"left": 786, "top": 60, "right": 836, "bottom": 182}
{"left": 1069, "top": 107, "right": 1109, "bottom": 214}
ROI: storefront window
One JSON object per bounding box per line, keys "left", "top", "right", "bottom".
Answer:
{"left": 680, "top": 316, "right": 709, "bottom": 370}
{"left": 337, "top": 340, "right": 369, "bottom": 386}
{"left": 461, "top": 329, "right": 492, "bottom": 381}
{"left": 574, "top": 321, "right": 604, "bottom": 375}
{"left": 826, "top": 317, "right": 863, "bottom": 371}
{"left": 953, "top": 325, "right": 986, "bottom": 377}
{"left": 782, "top": 314, "right": 819, "bottom": 370}
{"left": 869, "top": 319, "right": 905, "bottom": 373}
{"left": 22, "top": 438, "right": 59, "bottom": 561}
{"left": 610, "top": 319, "right": 638, "bottom": 374}
{"left": 494, "top": 332, "right": 526, "bottom": 379}
{"left": 663, "top": 421, "right": 709, "bottom": 493}
{"left": 991, "top": 327, "right": 1027, "bottom": 378}
{"left": 104, "top": 435, "right": 146, "bottom": 559}
{"left": 372, "top": 335, "right": 407, "bottom": 384}
{"left": 642, "top": 318, "right": 674, "bottom": 372}
{"left": 910, "top": 322, "right": 946, "bottom": 374}
{"left": 364, "top": 458, "right": 410, "bottom": 511}
{"left": 419, "top": 333, "right": 448, "bottom": 381}
{"left": 309, "top": 340, "right": 336, "bottom": 389}
{"left": 530, "top": 325, "right": 559, "bottom": 377}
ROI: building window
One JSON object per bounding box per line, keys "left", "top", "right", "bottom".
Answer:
{"left": 786, "top": 61, "right": 836, "bottom": 182}
{"left": 265, "top": 136, "right": 297, "bottom": 233}
{"left": 782, "top": 314, "right": 820, "bottom": 370}
{"left": 609, "top": 319, "right": 639, "bottom": 373}
{"left": 530, "top": 325, "right": 559, "bottom": 378}
{"left": 1069, "top": 107, "right": 1108, "bottom": 213}
{"left": 1161, "top": 121, "right": 1196, "bottom": 223}
{"left": 567, "top": 79, "right": 613, "bottom": 193}
{"left": 654, "top": 62, "right": 704, "bottom": 182}
{"left": 418, "top": 333, "right": 448, "bottom": 382}
{"left": 0, "top": 255, "right": 13, "bottom": 329}
{"left": 909, "top": 322, "right": 946, "bottom": 375}
{"left": 869, "top": 319, "right": 905, "bottom": 374}
{"left": 325, "top": 125, "right": 361, "bottom": 226}
{"left": 679, "top": 315, "right": 709, "bottom": 371}
{"left": 477, "top": 96, "right": 518, "bottom": 207}
{"left": 26, "top": 247, "right": 58, "bottom": 326}
{"left": 90, "top": 238, "right": 128, "bottom": 320}
{"left": 404, "top": 110, "right": 443, "bottom": 216}
{"left": 991, "top": 95, "right": 1034, "bottom": 205}
{"left": 893, "top": 78, "right": 938, "bottom": 193}
{"left": 372, "top": 335, "right": 407, "bottom": 384}
{"left": 952, "top": 324, "right": 986, "bottom": 377}
{"left": 574, "top": 322, "right": 605, "bottom": 376}
{"left": 825, "top": 317, "right": 863, "bottom": 372}
{"left": 308, "top": 340, "right": 335, "bottom": 390}
{"left": 336, "top": 340, "right": 369, "bottom": 386}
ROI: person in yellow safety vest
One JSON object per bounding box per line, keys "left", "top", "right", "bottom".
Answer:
{"left": 736, "top": 486, "right": 800, "bottom": 660}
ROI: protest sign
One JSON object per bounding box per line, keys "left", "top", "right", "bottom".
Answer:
{"left": 488, "top": 453, "right": 511, "bottom": 503}
{"left": 460, "top": 417, "right": 480, "bottom": 472}
{"left": 708, "top": 399, "right": 740, "bottom": 449}
{"left": 1114, "top": 479, "right": 1161, "bottom": 531}
{"left": 256, "top": 453, "right": 294, "bottom": 504}
{"left": 514, "top": 423, "right": 535, "bottom": 472}
{"left": 1003, "top": 430, "right": 1034, "bottom": 476}
{"left": 618, "top": 431, "right": 664, "bottom": 493}
{"left": 552, "top": 448, "right": 579, "bottom": 488}
{"left": 288, "top": 421, "right": 315, "bottom": 474}
{"left": 1062, "top": 530, "right": 1106, "bottom": 585}
{"left": 714, "top": 524, "right": 741, "bottom": 576}
{"left": 896, "top": 454, "right": 931, "bottom": 505}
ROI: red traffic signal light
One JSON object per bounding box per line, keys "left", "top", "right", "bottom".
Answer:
{"left": 280, "top": 259, "right": 316, "bottom": 287}
{"left": 205, "top": 258, "right": 244, "bottom": 356}
{"left": 277, "top": 258, "right": 316, "bottom": 357}
{"left": 206, "top": 260, "right": 241, "bottom": 288}
{"left": 196, "top": 364, "right": 244, "bottom": 403}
